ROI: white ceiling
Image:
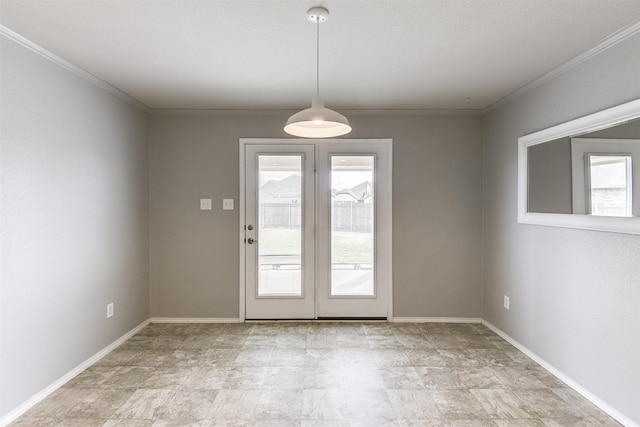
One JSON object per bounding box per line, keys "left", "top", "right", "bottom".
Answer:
{"left": 1, "top": 1, "right": 639, "bottom": 111}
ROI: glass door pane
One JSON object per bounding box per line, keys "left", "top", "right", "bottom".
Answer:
{"left": 330, "top": 155, "right": 375, "bottom": 296}
{"left": 258, "top": 155, "right": 303, "bottom": 296}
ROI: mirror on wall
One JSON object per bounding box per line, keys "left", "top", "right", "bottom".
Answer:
{"left": 518, "top": 99, "right": 640, "bottom": 235}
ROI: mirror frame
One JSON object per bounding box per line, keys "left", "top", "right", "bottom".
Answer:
{"left": 518, "top": 98, "right": 640, "bottom": 235}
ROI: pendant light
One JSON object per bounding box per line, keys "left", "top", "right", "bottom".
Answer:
{"left": 284, "top": 7, "right": 352, "bottom": 138}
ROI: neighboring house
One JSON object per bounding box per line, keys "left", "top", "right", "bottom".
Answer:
{"left": 259, "top": 175, "right": 302, "bottom": 204}
{"left": 334, "top": 181, "right": 373, "bottom": 203}
{"left": 261, "top": 176, "right": 372, "bottom": 204}
{"left": 260, "top": 177, "right": 373, "bottom": 230}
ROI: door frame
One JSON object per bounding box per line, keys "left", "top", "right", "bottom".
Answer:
{"left": 238, "top": 138, "right": 393, "bottom": 321}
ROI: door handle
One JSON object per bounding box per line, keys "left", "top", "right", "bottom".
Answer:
{"left": 247, "top": 238, "right": 257, "bottom": 244}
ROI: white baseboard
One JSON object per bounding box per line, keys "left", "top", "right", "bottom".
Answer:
{"left": 482, "top": 320, "right": 638, "bottom": 427}
{"left": 0, "top": 319, "right": 150, "bottom": 427}
{"left": 392, "top": 317, "right": 482, "bottom": 323}
{"left": 149, "top": 317, "right": 243, "bottom": 323}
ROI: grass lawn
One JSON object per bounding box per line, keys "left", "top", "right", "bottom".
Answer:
{"left": 259, "top": 228, "right": 373, "bottom": 263}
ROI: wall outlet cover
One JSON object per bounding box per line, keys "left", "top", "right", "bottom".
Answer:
{"left": 107, "top": 302, "right": 114, "bottom": 318}
{"left": 200, "top": 199, "right": 212, "bottom": 210}
{"left": 503, "top": 295, "right": 510, "bottom": 310}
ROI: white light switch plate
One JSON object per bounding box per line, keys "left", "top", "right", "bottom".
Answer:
{"left": 200, "top": 199, "right": 212, "bottom": 210}
{"left": 223, "top": 199, "right": 234, "bottom": 210}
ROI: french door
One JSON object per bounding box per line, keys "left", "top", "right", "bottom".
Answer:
{"left": 241, "top": 140, "right": 392, "bottom": 320}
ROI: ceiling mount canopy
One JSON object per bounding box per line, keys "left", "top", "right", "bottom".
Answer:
{"left": 284, "top": 6, "right": 352, "bottom": 138}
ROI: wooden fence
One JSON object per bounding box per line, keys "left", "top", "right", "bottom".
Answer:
{"left": 260, "top": 201, "right": 373, "bottom": 232}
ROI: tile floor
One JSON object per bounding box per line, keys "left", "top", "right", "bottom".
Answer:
{"left": 12, "top": 322, "right": 620, "bottom": 426}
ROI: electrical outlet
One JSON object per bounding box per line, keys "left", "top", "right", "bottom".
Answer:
{"left": 503, "top": 295, "right": 510, "bottom": 310}
{"left": 107, "top": 302, "right": 114, "bottom": 318}
{"left": 223, "top": 199, "right": 234, "bottom": 210}
{"left": 200, "top": 199, "right": 212, "bottom": 210}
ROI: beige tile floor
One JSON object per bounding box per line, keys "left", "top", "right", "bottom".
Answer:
{"left": 13, "top": 322, "right": 620, "bottom": 426}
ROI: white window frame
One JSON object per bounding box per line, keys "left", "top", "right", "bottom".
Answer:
{"left": 571, "top": 138, "right": 639, "bottom": 217}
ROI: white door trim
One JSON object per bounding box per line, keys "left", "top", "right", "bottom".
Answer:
{"left": 239, "top": 138, "right": 393, "bottom": 321}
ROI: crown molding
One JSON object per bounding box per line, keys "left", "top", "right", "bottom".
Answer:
{"left": 1, "top": 23, "right": 478, "bottom": 118}
{"left": 151, "top": 109, "right": 295, "bottom": 116}
{"left": 1, "top": 24, "right": 150, "bottom": 113}
{"left": 337, "top": 108, "right": 482, "bottom": 117}
{"left": 150, "top": 108, "right": 482, "bottom": 117}
{"left": 3, "top": 18, "right": 637, "bottom": 117}
{"left": 484, "top": 21, "right": 640, "bottom": 114}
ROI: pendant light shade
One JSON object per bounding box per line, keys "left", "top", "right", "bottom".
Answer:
{"left": 285, "top": 7, "right": 352, "bottom": 138}
{"left": 284, "top": 96, "right": 352, "bottom": 138}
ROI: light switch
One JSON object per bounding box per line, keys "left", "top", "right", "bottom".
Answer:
{"left": 223, "top": 199, "right": 234, "bottom": 210}
{"left": 200, "top": 199, "right": 212, "bottom": 210}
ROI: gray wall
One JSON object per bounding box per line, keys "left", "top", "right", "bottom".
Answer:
{"left": 527, "top": 137, "right": 572, "bottom": 214}
{"left": 482, "top": 33, "right": 640, "bottom": 424}
{"left": 149, "top": 114, "right": 484, "bottom": 319}
{"left": 0, "top": 37, "right": 150, "bottom": 417}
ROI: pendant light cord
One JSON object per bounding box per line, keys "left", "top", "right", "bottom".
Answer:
{"left": 316, "top": 17, "right": 320, "bottom": 97}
